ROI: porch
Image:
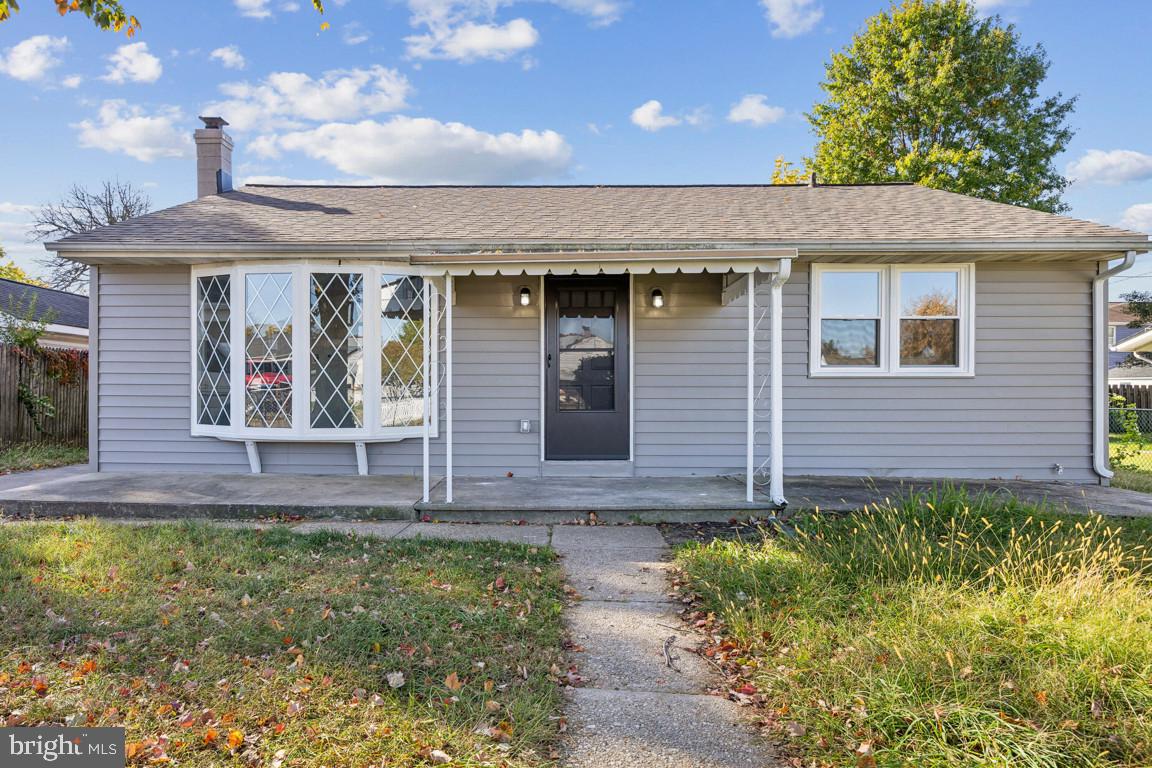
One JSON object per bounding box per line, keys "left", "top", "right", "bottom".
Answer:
{"left": 0, "top": 470, "right": 1147, "bottom": 520}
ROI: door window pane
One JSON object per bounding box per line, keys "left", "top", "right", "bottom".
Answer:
{"left": 244, "top": 272, "right": 293, "bottom": 428}
{"left": 195, "top": 274, "right": 231, "bottom": 426}
{"left": 380, "top": 274, "right": 426, "bottom": 427}
{"left": 820, "top": 319, "right": 879, "bottom": 366}
{"left": 557, "top": 287, "right": 616, "bottom": 410}
{"left": 900, "top": 319, "right": 958, "bottom": 366}
{"left": 901, "top": 271, "right": 958, "bottom": 316}
{"left": 310, "top": 273, "right": 365, "bottom": 428}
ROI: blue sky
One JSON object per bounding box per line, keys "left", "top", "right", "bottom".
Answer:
{"left": 1, "top": 0, "right": 1150, "bottom": 293}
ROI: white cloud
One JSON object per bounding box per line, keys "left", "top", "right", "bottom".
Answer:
{"left": 235, "top": 0, "right": 273, "bottom": 18}
{"left": 74, "top": 100, "right": 191, "bottom": 162}
{"left": 102, "top": 42, "right": 163, "bottom": 84}
{"left": 0, "top": 35, "right": 69, "bottom": 82}
{"left": 0, "top": 202, "right": 45, "bottom": 278}
{"left": 342, "top": 22, "right": 371, "bottom": 45}
{"left": 1067, "top": 150, "right": 1152, "bottom": 186}
{"left": 1121, "top": 204, "right": 1152, "bottom": 233}
{"left": 407, "top": 18, "right": 539, "bottom": 61}
{"left": 403, "top": 0, "right": 622, "bottom": 63}
{"left": 61, "top": 74, "right": 82, "bottom": 89}
{"left": 204, "top": 66, "right": 412, "bottom": 131}
{"left": 630, "top": 100, "right": 680, "bottom": 131}
{"left": 760, "top": 0, "right": 822, "bottom": 38}
{"left": 263, "top": 116, "right": 572, "bottom": 183}
{"left": 727, "top": 94, "right": 786, "bottom": 126}
{"left": 210, "top": 45, "right": 247, "bottom": 69}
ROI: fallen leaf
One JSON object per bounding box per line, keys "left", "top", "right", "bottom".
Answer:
{"left": 386, "top": 671, "right": 405, "bottom": 689}
{"left": 856, "top": 740, "right": 876, "bottom": 768}
{"left": 430, "top": 749, "right": 452, "bottom": 764}
{"left": 226, "top": 730, "right": 244, "bottom": 749}
{"left": 444, "top": 672, "right": 463, "bottom": 691}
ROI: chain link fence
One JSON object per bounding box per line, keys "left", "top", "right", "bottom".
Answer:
{"left": 1109, "top": 406, "right": 1152, "bottom": 481}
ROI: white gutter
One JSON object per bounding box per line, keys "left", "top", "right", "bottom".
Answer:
{"left": 1093, "top": 252, "right": 1138, "bottom": 481}
{"left": 767, "top": 259, "right": 792, "bottom": 506}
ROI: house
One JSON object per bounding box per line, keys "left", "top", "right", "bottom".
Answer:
{"left": 1108, "top": 302, "right": 1145, "bottom": 368}
{"left": 1111, "top": 324, "right": 1152, "bottom": 385}
{"left": 0, "top": 278, "right": 89, "bottom": 350}
{"left": 45, "top": 118, "right": 1150, "bottom": 505}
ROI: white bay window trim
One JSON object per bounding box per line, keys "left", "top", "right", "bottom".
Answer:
{"left": 809, "top": 262, "right": 975, "bottom": 377}
{"left": 190, "top": 263, "right": 440, "bottom": 442}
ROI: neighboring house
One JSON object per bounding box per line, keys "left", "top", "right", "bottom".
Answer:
{"left": 0, "top": 278, "right": 89, "bottom": 350}
{"left": 1112, "top": 326, "right": 1152, "bottom": 384}
{"left": 1108, "top": 302, "right": 1145, "bottom": 368}
{"left": 45, "top": 118, "right": 1151, "bottom": 502}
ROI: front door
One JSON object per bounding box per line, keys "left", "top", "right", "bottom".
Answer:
{"left": 544, "top": 276, "right": 630, "bottom": 460}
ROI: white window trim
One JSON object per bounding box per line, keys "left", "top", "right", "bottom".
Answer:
{"left": 190, "top": 263, "right": 440, "bottom": 442}
{"left": 809, "top": 263, "right": 975, "bottom": 378}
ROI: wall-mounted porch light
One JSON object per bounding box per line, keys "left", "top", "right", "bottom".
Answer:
{"left": 518, "top": 286, "right": 532, "bottom": 306}
{"left": 650, "top": 287, "right": 665, "bottom": 309}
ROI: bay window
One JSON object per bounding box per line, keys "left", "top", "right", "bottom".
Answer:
{"left": 191, "top": 265, "right": 439, "bottom": 440}
{"left": 810, "top": 263, "right": 974, "bottom": 376}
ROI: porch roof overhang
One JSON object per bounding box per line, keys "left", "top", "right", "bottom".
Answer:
{"left": 409, "top": 246, "right": 796, "bottom": 275}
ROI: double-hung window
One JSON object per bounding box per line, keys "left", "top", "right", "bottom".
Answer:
{"left": 191, "top": 265, "right": 438, "bottom": 440}
{"left": 810, "top": 263, "right": 974, "bottom": 376}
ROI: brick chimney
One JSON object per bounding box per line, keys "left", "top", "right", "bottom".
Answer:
{"left": 194, "top": 116, "right": 233, "bottom": 198}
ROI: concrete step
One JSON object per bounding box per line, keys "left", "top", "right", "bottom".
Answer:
{"left": 541, "top": 460, "right": 635, "bottom": 478}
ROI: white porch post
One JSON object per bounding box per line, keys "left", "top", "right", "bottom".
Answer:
{"left": 746, "top": 271, "right": 756, "bottom": 503}
{"left": 768, "top": 259, "right": 792, "bottom": 506}
{"left": 445, "top": 273, "right": 454, "bottom": 503}
{"left": 769, "top": 272, "right": 786, "bottom": 504}
{"left": 422, "top": 279, "right": 431, "bottom": 503}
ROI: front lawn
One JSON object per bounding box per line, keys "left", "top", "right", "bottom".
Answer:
{"left": 0, "top": 521, "right": 566, "bottom": 767}
{"left": 675, "top": 487, "right": 1152, "bottom": 768}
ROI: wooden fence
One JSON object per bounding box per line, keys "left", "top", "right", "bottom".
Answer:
{"left": 0, "top": 344, "right": 88, "bottom": 447}
{"left": 1111, "top": 383, "right": 1152, "bottom": 410}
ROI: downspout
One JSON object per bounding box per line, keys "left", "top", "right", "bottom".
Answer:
{"left": 768, "top": 258, "right": 793, "bottom": 506}
{"left": 1093, "top": 252, "right": 1137, "bottom": 481}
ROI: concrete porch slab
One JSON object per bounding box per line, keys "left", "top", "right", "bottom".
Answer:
{"left": 418, "top": 476, "right": 778, "bottom": 522}
{"left": 0, "top": 472, "right": 421, "bottom": 519}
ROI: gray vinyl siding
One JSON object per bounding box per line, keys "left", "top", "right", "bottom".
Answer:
{"left": 779, "top": 260, "right": 1096, "bottom": 482}
{"left": 633, "top": 274, "right": 747, "bottom": 476}
{"left": 96, "top": 261, "right": 1096, "bottom": 483}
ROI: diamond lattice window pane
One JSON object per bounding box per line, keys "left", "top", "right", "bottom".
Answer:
{"left": 195, "top": 274, "right": 231, "bottom": 426}
{"left": 310, "top": 273, "right": 365, "bottom": 428}
{"left": 244, "top": 272, "right": 294, "bottom": 429}
{"left": 380, "top": 275, "right": 426, "bottom": 427}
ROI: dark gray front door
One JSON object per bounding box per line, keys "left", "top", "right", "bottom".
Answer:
{"left": 545, "top": 276, "right": 630, "bottom": 460}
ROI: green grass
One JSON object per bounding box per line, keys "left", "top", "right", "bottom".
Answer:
{"left": 675, "top": 486, "right": 1152, "bottom": 768}
{"left": 0, "top": 443, "right": 87, "bottom": 474}
{"left": 0, "top": 521, "right": 567, "bottom": 766}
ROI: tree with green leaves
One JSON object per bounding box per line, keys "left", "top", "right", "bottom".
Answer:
{"left": 1120, "top": 291, "right": 1152, "bottom": 329}
{"left": 0, "top": 259, "right": 47, "bottom": 287}
{"left": 808, "top": 0, "right": 1076, "bottom": 213}
{"left": 0, "top": 0, "right": 323, "bottom": 33}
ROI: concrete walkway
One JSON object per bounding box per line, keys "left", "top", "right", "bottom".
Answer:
{"left": 553, "top": 526, "right": 774, "bottom": 767}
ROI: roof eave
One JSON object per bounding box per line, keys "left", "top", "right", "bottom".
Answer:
{"left": 45, "top": 237, "right": 1152, "bottom": 256}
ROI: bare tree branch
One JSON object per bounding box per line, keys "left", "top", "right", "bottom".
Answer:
{"left": 30, "top": 179, "right": 151, "bottom": 292}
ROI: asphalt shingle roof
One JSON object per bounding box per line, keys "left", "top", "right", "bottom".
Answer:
{"left": 0, "top": 279, "right": 88, "bottom": 329}
{"left": 48, "top": 183, "right": 1148, "bottom": 249}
